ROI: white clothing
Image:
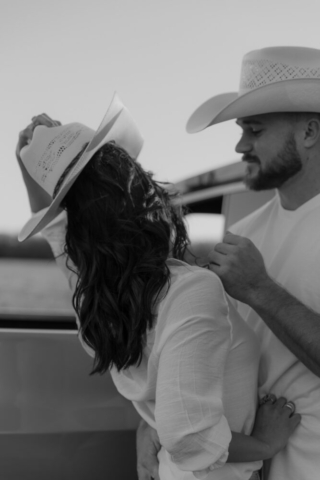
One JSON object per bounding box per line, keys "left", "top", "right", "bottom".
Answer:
{"left": 230, "top": 192, "right": 320, "bottom": 480}
{"left": 42, "top": 213, "right": 261, "bottom": 480}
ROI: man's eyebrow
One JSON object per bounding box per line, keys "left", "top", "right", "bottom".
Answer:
{"left": 236, "top": 119, "right": 263, "bottom": 126}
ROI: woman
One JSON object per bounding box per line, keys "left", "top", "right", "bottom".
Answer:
{"left": 16, "top": 95, "right": 300, "bottom": 480}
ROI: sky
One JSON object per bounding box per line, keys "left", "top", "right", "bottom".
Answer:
{"left": 2, "top": 0, "right": 320, "bottom": 234}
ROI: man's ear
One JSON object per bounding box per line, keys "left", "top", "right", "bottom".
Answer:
{"left": 303, "top": 118, "right": 320, "bottom": 148}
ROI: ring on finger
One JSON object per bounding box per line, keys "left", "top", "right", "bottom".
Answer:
{"left": 284, "top": 401, "right": 295, "bottom": 416}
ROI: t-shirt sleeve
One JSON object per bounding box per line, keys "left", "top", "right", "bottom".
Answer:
{"left": 155, "top": 269, "right": 232, "bottom": 475}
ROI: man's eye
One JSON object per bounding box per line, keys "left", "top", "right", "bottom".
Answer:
{"left": 251, "top": 129, "right": 262, "bottom": 136}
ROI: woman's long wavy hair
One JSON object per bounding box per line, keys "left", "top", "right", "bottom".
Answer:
{"left": 61, "top": 142, "right": 189, "bottom": 374}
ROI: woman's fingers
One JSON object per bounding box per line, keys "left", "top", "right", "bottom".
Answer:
{"left": 260, "top": 393, "right": 277, "bottom": 405}
{"left": 282, "top": 401, "right": 296, "bottom": 417}
{"left": 290, "top": 413, "right": 302, "bottom": 428}
{"left": 19, "top": 123, "right": 34, "bottom": 139}
{"left": 275, "top": 397, "right": 288, "bottom": 408}
{"left": 32, "top": 113, "right": 61, "bottom": 127}
{"left": 16, "top": 123, "right": 34, "bottom": 156}
{"left": 260, "top": 394, "right": 300, "bottom": 421}
{"left": 16, "top": 113, "right": 61, "bottom": 163}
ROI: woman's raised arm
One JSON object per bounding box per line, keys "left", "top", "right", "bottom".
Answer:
{"left": 15, "top": 114, "right": 61, "bottom": 213}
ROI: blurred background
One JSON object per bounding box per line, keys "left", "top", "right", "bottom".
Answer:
{"left": 1, "top": 0, "right": 320, "bottom": 311}
{"left": 2, "top": 0, "right": 320, "bottom": 233}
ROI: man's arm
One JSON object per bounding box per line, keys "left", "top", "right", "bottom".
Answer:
{"left": 209, "top": 232, "right": 320, "bottom": 378}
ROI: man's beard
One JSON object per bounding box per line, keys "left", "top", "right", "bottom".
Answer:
{"left": 243, "top": 134, "right": 303, "bottom": 190}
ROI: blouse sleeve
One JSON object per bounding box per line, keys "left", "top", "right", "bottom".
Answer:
{"left": 40, "top": 210, "right": 77, "bottom": 293}
{"left": 41, "top": 210, "right": 95, "bottom": 359}
{"left": 155, "top": 269, "right": 232, "bottom": 475}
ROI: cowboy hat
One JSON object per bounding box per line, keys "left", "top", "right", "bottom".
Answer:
{"left": 18, "top": 93, "right": 144, "bottom": 241}
{"left": 186, "top": 46, "right": 320, "bottom": 133}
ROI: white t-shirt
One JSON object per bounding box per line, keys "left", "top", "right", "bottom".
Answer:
{"left": 230, "top": 192, "right": 320, "bottom": 480}
{"left": 42, "top": 213, "right": 261, "bottom": 480}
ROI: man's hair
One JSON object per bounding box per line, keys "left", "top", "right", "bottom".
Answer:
{"left": 61, "top": 142, "right": 189, "bottom": 373}
{"left": 284, "top": 112, "right": 320, "bottom": 124}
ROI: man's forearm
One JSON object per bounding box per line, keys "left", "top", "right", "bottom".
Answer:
{"left": 210, "top": 232, "right": 320, "bottom": 377}
{"left": 247, "top": 277, "right": 320, "bottom": 377}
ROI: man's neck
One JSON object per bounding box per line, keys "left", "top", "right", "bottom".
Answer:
{"left": 278, "top": 173, "right": 320, "bottom": 210}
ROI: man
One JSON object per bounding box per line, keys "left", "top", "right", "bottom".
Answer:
{"left": 137, "top": 46, "right": 320, "bottom": 480}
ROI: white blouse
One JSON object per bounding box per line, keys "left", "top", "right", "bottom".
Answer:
{"left": 42, "top": 212, "right": 261, "bottom": 480}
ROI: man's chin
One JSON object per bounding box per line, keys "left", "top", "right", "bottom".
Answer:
{"left": 245, "top": 161, "right": 260, "bottom": 172}
{"left": 244, "top": 173, "right": 278, "bottom": 191}
{"left": 243, "top": 170, "right": 259, "bottom": 190}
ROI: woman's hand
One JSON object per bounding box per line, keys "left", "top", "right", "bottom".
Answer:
{"left": 228, "top": 394, "right": 300, "bottom": 463}
{"left": 16, "top": 114, "right": 61, "bottom": 213}
{"left": 136, "top": 419, "right": 160, "bottom": 480}
{"left": 16, "top": 122, "right": 35, "bottom": 164}
{"left": 16, "top": 114, "right": 61, "bottom": 162}
{"left": 251, "top": 395, "right": 301, "bottom": 458}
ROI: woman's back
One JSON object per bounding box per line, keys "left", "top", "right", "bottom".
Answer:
{"left": 111, "top": 259, "right": 261, "bottom": 479}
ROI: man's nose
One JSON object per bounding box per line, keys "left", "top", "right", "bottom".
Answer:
{"left": 235, "top": 135, "right": 252, "bottom": 154}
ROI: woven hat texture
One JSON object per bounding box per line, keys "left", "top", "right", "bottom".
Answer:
{"left": 186, "top": 46, "right": 320, "bottom": 133}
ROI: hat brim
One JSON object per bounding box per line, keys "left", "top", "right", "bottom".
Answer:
{"left": 18, "top": 93, "right": 144, "bottom": 241}
{"left": 186, "top": 79, "right": 320, "bottom": 133}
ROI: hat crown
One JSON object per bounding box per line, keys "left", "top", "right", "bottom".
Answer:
{"left": 239, "top": 46, "right": 320, "bottom": 95}
{"left": 18, "top": 93, "right": 144, "bottom": 242}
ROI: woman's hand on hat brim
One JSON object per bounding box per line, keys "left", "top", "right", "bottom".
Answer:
{"left": 16, "top": 114, "right": 61, "bottom": 162}
{"left": 16, "top": 123, "right": 35, "bottom": 162}
{"left": 15, "top": 114, "right": 61, "bottom": 214}
{"left": 16, "top": 114, "right": 62, "bottom": 155}
{"left": 31, "top": 113, "right": 61, "bottom": 128}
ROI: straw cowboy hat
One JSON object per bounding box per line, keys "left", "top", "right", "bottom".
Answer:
{"left": 18, "top": 93, "right": 144, "bottom": 241}
{"left": 186, "top": 46, "right": 320, "bottom": 133}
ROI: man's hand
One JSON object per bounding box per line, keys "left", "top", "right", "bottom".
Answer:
{"left": 210, "top": 233, "right": 320, "bottom": 377}
{"left": 208, "top": 232, "right": 273, "bottom": 304}
{"left": 136, "top": 419, "right": 161, "bottom": 480}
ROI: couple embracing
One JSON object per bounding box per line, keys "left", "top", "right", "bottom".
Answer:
{"left": 16, "top": 46, "right": 320, "bottom": 480}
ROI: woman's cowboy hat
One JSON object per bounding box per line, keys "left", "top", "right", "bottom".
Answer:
{"left": 186, "top": 46, "right": 320, "bottom": 133}
{"left": 18, "top": 93, "right": 144, "bottom": 242}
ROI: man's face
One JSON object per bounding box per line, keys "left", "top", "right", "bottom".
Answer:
{"left": 235, "top": 113, "right": 303, "bottom": 190}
